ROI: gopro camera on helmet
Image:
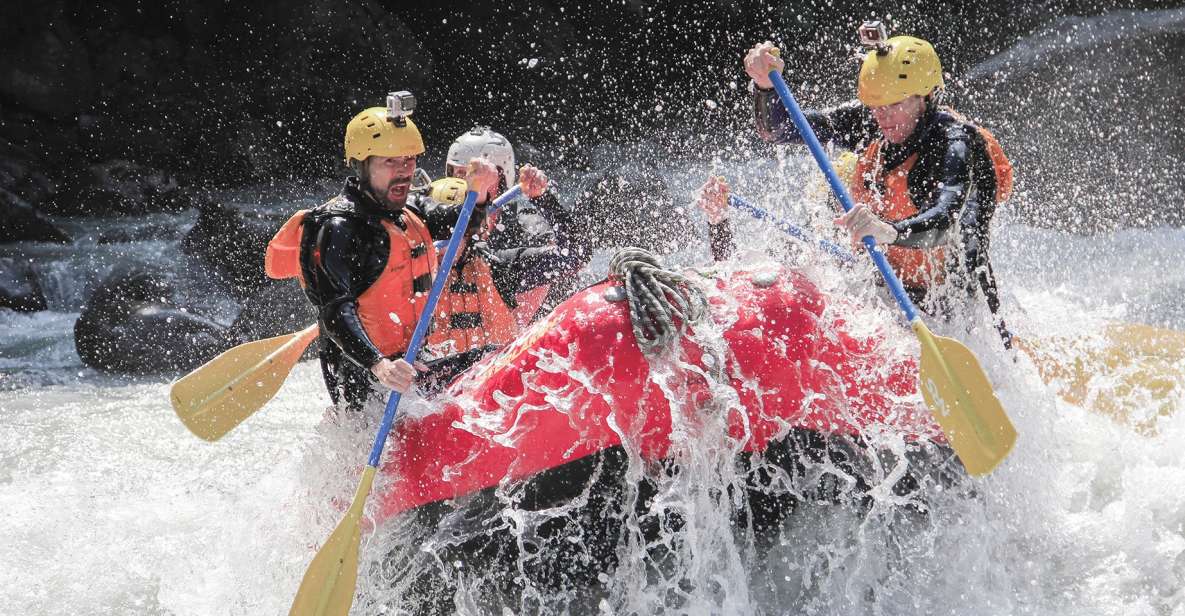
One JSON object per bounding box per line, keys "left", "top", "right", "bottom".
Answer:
{"left": 386, "top": 91, "right": 416, "bottom": 125}
{"left": 858, "top": 21, "right": 889, "bottom": 53}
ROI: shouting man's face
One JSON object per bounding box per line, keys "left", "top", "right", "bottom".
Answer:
{"left": 365, "top": 155, "right": 417, "bottom": 209}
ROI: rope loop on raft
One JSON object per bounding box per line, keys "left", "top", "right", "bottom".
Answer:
{"left": 608, "top": 248, "right": 708, "bottom": 356}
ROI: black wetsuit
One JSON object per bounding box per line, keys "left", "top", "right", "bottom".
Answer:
{"left": 409, "top": 187, "right": 590, "bottom": 315}
{"left": 296, "top": 177, "right": 434, "bottom": 412}
{"left": 742, "top": 88, "right": 1010, "bottom": 343}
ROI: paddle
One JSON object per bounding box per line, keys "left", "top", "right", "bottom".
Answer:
{"left": 171, "top": 324, "right": 321, "bottom": 441}
{"left": 1017, "top": 321, "right": 1185, "bottom": 433}
{"left": 170, "top": 184, "right": 526, "bottom": 442}
{"left": 726, "top": 192, "right": 856, "bottom": 264}
{"left": 765, "top": 51, "right": 1016, "bottom": 476}
{"left": 287, "top": 177, "right": 494, "bottom": 615}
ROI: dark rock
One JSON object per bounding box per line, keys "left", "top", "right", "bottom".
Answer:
{"left": 0, "top": 136, "right": 63, "bottom": 239}
{"left": 0, "top": 257, "right": 47, "bottom": 312}
{"left": 0, "top": 187, "right": 70, "bottom": 244}
{"left": 0, "top": 0, "right": 1172, "bottom": 234}
{"left": 50, "top": 160, "right": 191, "bottom": 216}
{"left": 96, "top": 225, "right": 184, "bottom": 245}
{"left": 212, "top": 1, "right": 433, "bottom": 180}
{"left": 0, "top": 3, "right": 97, "bottom": 119}
{"left": 73, "top": 259, "right": 316, "bottom": 374}
{"left": 74, "top": 264, "right": 230, "bottom": 374}
{"left": 181, "top": 200, "right": 289, "bottom": 298}
{"left": 226, "top": 281, "right": 317, "bottom": 347}
{"left": 0, "top": 108, "right": 42, "bottom": 146}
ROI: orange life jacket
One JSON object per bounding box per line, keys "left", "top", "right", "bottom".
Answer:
{"left": 426, "top": 249, "right": 519, "bottom": 357}
{"left": 850, "top": 117, "right": 1012, "bottom": 289}
{"left": 264, "top": 201, "right": 437, "bottom": 357}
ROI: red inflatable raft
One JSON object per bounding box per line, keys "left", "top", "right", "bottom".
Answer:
{"left": 376, "top": 266, "right": 944, "bottom": 522}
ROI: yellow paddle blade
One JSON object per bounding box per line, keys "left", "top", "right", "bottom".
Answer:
{"left": 912, "top": 320, "right": 1017, "bottom": 476}
{"left": 289, "top": 466, "right": 377, "bottom": 616}
{"left": 1018, "top": 322, "right": 1185, "bottom": 435}
{"left": 170, "top": 324, "right": 319, "bottom": 441}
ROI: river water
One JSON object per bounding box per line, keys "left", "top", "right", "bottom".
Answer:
{"left": 4, "top": 15, "right": 1185, "bottom": 616}
{"left": 3, "top": 159, "right": 1183, "bottom": 614}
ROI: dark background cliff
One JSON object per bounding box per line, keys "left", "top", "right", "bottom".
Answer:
{"left": 2, "top": 0, "right": 1183, "bottom": 236}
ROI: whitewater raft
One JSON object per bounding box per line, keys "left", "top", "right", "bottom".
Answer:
{"left": 377, "top": 266, "right": 959, "bottom": 525}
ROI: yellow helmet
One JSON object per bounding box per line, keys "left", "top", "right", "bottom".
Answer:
{"left": 857, "top": 36, "right": 944, "bottom": 108}
{"left": 343, "top": 107, "right": 425, "bottom": 166}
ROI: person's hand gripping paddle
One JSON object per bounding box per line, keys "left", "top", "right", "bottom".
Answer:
{"left": 764, "top": 48, "right": 1017, "bottom": 476}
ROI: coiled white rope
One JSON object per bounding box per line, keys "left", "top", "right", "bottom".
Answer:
{"left": 608, "top": 248, "right": 708, "bottom": 356}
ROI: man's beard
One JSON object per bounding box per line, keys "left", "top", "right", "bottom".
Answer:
{"left": 377, "top": 177, "right": 413, "bottom": 209}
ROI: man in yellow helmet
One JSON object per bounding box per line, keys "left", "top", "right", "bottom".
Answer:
{"left": 265, "top": 92, "right": 498, "bottom": 411}
{"left": 741, "top": 29, "right": 1015, "bottom": 344}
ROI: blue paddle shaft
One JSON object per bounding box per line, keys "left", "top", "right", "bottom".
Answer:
{"left": 767, "top": 70, "right": 920, "bottom": 323}
{"left": 367, "top": 185, "right": 524, "bottom": 468}
{"left": 488, "top": 186, "right": 523, "bottom": 215}
{"left": 726, "top": 194, "right": 856, "bottom": 264}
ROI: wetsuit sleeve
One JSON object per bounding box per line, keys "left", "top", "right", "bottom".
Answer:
{"left": 708, "top": 220, "right": 734, "bottom": 262}
{"left": 890, "top": 125, "right": 975, "bottom": 249}
{"left": 525, "top": 189, "right": 593, "bottom": 272}
{"left": 505, "top": 191, "right": 561, "bottom": 241}
{"left": 483, "top": 236, "right": 590, "bottom": 301}
{"left": 485, "top": 189, "right": 593, "bottom": 301}
{"left": 314, "top": 217, "right": 384, "bottom": 369}
{"left": 957, "top": 193, "right": 1002, "bottom": 315}
{"left": 754, "top": 90, "right": 873, "bottom": 150}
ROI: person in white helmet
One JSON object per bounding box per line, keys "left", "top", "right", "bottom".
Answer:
{"left": 406, "top": 127, "right": 591, "bottom": 392}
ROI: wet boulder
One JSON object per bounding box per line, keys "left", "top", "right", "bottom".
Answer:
{"left": 181, "top": 200, "right": 288, "bottom": 298}
{"left": 0, "top": 5, "right": 96, "bottom": 120}
{"left": 51, "top": 160, "right": 191, "bottom": 217}
{"left": 0, "top": 138, "right": 70, "bottom": 243}
{"left": 95, "top": 224, "right": 184, "bottom": 245}
{"left": 226, "top": 280, "right": 317, "bottom": 350}
{"left": 0, "top": 187, "right": 70, "bottom": 244}
{"left": 74, "top": 264, "right": 230, "bottom": 374}
{"left": 74, "top": 258, "right": 316, "bottom": 374}
{"left": 0, "top": 258, "right": 47, "bottom": 312}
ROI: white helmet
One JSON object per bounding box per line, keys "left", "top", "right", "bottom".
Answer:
{"left": 447, "top": 127, "right": 515, "bottom": 191}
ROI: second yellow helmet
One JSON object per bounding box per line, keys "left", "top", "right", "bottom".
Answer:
{"left": 857, "top": 36, "right": 944, "bottom": 108}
